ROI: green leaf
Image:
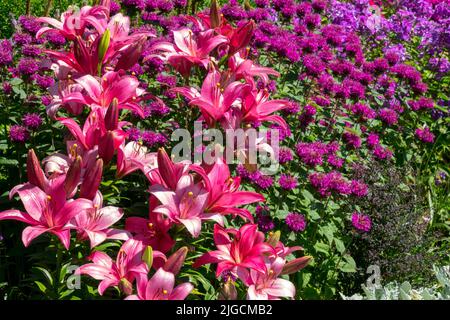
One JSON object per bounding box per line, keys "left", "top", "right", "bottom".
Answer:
{"left": 314, "top": 242, "right": 330, "bottom": 255}
{"left": 334, "top": 238, "right": 345, "bottom": 254}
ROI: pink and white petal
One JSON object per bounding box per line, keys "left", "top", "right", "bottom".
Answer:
{"left": 22, "top": 226, "right": 48, "bottom": 247}
{"left": 264, "top": 278, "right": 295, "bottom": 299}
{"left": 85, "top": 230, "right": 107, "bottom": 248}
{"left": 146, "top": 268, "right": 175, "bottom": 299}
{"left": 178, "top": 217, "right": 202, "bottom": 238}
{"left": 98, "top": 277, "right": 119, "bottom": 296}
{"left": 0, "top": 209, "right": 36, "bottom": 224}
{"left": 170, "top": 283, "right": 194, "bottom": 300}
{"left": 53, "top": 229, "right": 71, "bottom": 250}
{"left": 105, "top": 228, "right": 131, "bottom": 241}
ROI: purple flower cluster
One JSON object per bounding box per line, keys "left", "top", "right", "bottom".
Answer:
{"left": 285, "top": 212, "right": 307, "bottom": 232}
{"left": 351, "top": 212, "right": 372, "bottom": 233}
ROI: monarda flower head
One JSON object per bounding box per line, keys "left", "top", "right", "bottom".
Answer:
{"left": 279, "top": 174, "right": 298, "bottom": 190}
{"left": 351, "top": 212, "right": 372, "bottom": 232}
{"left": 285, "top": 213, "right": 307, "bottom": 232}
{"left": 9, "top": 125, "right": 29, "bottom": 143}
{"left": 22, "top": 113, "right": 43, "bottom": 130}
{"left": 415, "top": 127, "right": 435, "bottom": 143}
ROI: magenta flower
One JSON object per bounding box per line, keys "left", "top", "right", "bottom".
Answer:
{"left": 36, "top": 5, "right": 109, "bottom": 40}
{"left": 203, "top": 157, "right": 265, "bottom": 222}
{"left": 9, "top": 125, "right": 30, "bottom": 143}
{"left": 415, "top": 127, "right": 435, "bottom": 143}
{"left": 149, "top": 174, "right": 216, "bottom": 238}
{"left": 116, "top": 141, "right": 157, "bottom": 178}
{"left": 173, "top": 68, "right": 248, "bottom": 127}
{"left": 278, "top": 174, "right": 298, "bottom": 190}
{"left": 76, "top": 239, "right": 164, "bottom": 295}
{"left": 150, "top": 28, "right": 228, "bottom": 77}
{"left": 285, "top": 213, "right": 307, "bottom": 232}
{"left": 67, "top": 192, "right": 130, "bottom": 248}
{"left": 125, "top": 211, "right": 174, "bottom": 254}
{"left": 125, "top": 269, "right": 193, "bottom": 300}
{"left": 351, "top": 212, "right": 372, "bottom": 232}
{"left": 0, "top": 182, "right": 92, "bottom": 249}
{"left": 193, "top": 224, "right": 274, "bottom": 281}
{"left": 246, "top": 257, "right": 295, "bottom": 300}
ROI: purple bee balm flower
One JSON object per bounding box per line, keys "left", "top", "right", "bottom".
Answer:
{"left": 34, "top": 74, "right": 54, "bottom": 89}
{"left": 18, "top": 15, "right": 41, "bottom": 34}
{"left": 366, "top": 133, "right": 380, "bottom": 149}
{"left": 126, "top": 127, "right": 141, "bottom": 142}
{"left": 257, "top": 214, "right": 275, "bottom": 233}
{"left": 285, "top": 213, "right": 307, "bottom": 232}
{"left": 0, "top": 40, "right": 13, "bottom": 65}
{"left": 41, "top": 95, "right": 52, "bottom": 106}
{"left": 13, "top": 33, "right": 32, "bottom": 45}
{"left": 378, "top": 108, "right": 398, "bottom": 125}
{"left": 236, "top": 164, "right": 250, "bottom": 179}
{"left": 296, "top": 142, "right": 328, "bottom": 167}
{"left": 46, "top": 32, "right": 66, "bottom": 46}
{"left": 18, "top": 58, "right": 39, "bottom": 76}
{"left": 415, "top": 127, "right": 435, "bottom": 143}
{"left": 110, "top": 1, "right": 121, "bottom": 14}
{"left": 256, "top": 175, "right": 274, "bottom": 189}
{"left": 343, "top": 132, "right": 362, "bottom": 149}
{"left": 9, "top": 125, "right": 30, "bottom": 143}
{"left": 3, "top": 82, "right": 12, "bottom": 94}
{"left": 22, "top": 113, "right": 43, "bottom": 130}
{"left": 279, "top": 174, "right": 298, "bottom": 190}
{"left": 351, "top": 212, "right": 372, "bottom": 232}
{"left": 279, "top": 148, "right": 294, "bottom": 164}
{"left": 327, "top": 154, "right": 344, "bottom": 168}
{"left": 350, "top": 180, "right": 368, "bottom": 197}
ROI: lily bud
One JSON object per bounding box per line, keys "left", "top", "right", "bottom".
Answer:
{"left": 218, "top": 281, "right": 237, "bottom": 300}
{"left": 105, "top": 98, "right": 119, "bottom": 131}
{"left": 27, "top": 149, "right": 47, "bottom": 191}
{"left": 64, "top": 156, "right": 82, "bottom": 196}
{"left": 157, "top": 148, "right": 176, "bottom": 190}
{"left": 266, "top": 230, "right": 280, "bottom": 247}
{"left": 79, "top": 158, "right": 103, "bottom": 200}
{"left": 281, "top": 256, "right": 312, "bottom": 275}
{"left": 229, "top": 20, "right": 255, "bottom": 55}
{"left": 98, "top": 29, "right": 110, "bottom": 64}
{"left": 163, "top": 246, "right": 188, "bottom": 275}
{"left": 98, "top": 131, "right": 116, "bottom": 165}
{"left": 115, "top": 36, "right": 146, "bottom": 72}
{"left": 118, "top": 278, "right": 133, "bottom": 296}
{"left": 142, "top": 246, "right": 153, "bottom": 270}
{"left": 210, "top": 0, "right": 220, "bottom": 28}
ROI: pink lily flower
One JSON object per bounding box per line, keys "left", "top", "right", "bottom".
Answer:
{"left": 125, "top": 210, "right": 174, "bottom": 254}
{"left": 150, "top": 28, "right": 227, "bottom": 77}
{"left": 149, "top": 174, "right": 221, "bottom": 237}
{"left": 47, "top": 80, "right": 85, "bottom": 119}
{"left": 64, "top": 71, "right": 145, "bottom": 117}
{"left": 246, "top": 257, "right": 295, "bottom": 300}
{"left": 36, "top": 5, "right": 109, "bottom": 40}
{"left": 0, "top": 181, "right": 92, "bottom": 249}
{"left": 203, "top": 157, "right": 265, "bottom": 222}
{"left": 145, "top": 148, "right": 209, "bottom": 192}
{"left": 117, "top": 141, "right": 157, "bottom": 178}
{"left": 58, "top": 108, "right": 128, "bottom": 162}
{"left": 193, "top": 224, "right": 274, "bottom": 281}
{"left": 241, "top": 89, "right": 291, "bottom": 130}
{"left": 126, "top": 268, "right": 193, "bottom": 300}
{"left": 173, "top": 68, "right": 249, "bottom": 127}
{"left": 228, "top": 51, "right": 280, "bottom": 84}
{"left": 75, "top": 239, "right": 165, "bottom": 295}
{"left": 67, "top": 192, "right": 130, "bottom": 248}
